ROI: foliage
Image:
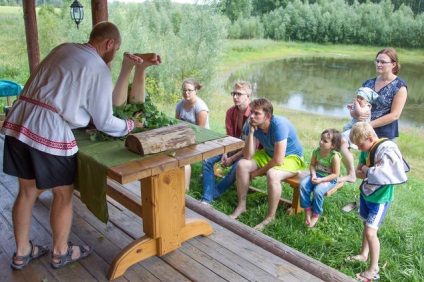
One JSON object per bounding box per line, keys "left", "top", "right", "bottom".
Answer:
{"left": 37, "top": 4, "right": 64, "bottom": 57}
{"left": 260, "top": 0, "right": 424, "bottom": 47}
{"left": 89, "top": 92, "right": 178, "bottom": 141}
{"left": 218, "top": 0, "right": 252, "bottom": 22}
{"left": 108, "top": 0, "right": 227, "bottom": 103}
{"left": 227, "top": 16, "right": 264, "bottom": 39}
{"left": 2, "top": 3, "right": 424, "bottom": 279}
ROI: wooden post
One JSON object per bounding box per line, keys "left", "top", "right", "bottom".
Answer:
{"left": 22, "top": 0, "right": 40, "bottom": 73}
{"left": 91, "top": 0, "right": 108, "bottom": 26}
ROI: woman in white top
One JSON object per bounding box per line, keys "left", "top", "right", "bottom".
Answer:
{"left": 175, "top": 78, "right": 210, "bottom": 191}
{"left": 175, "top": 78, "right": 209, "bottom": 128}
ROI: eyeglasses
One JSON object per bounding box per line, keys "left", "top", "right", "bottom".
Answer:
{"left": 374, "top": 60, "right": 393, "bottom": 65}
{"left": 230, "top": 92, "right": 246, "bottom": 97}
{"left": 182, "top": 89, "right": 196, "bottom": 93}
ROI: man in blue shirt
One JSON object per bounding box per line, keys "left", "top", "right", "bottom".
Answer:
{"left": 229, "top": 98, "right": 306, "bottom": 231}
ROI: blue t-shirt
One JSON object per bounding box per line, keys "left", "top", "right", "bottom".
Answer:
{"left": 245, "top": 115, "right": 303, "bottom": 158}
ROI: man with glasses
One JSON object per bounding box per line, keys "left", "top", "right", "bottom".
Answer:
{"left": 229, "top": 98, "right": 306, "bottom": 231}
{"left": 200, "top": 81, "right": 254, "bottom": 205}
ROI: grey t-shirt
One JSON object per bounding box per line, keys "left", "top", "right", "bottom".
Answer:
{"left": 175, "top": 98, "right": 209, "bottom": 129}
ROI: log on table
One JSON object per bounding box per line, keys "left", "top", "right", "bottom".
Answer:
{"left": 125, "top": 123, "right": 196, "bottom": 155}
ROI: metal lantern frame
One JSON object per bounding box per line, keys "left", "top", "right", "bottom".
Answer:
{"left": 70, "top": 0, "right": 84, "bottom": 29}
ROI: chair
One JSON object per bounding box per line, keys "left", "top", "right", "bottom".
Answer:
{"left": 1, "top": 79, "right": 22, "bottom": 112}
{"left": 0, "top": 79, "right": 22, "bottom": 125}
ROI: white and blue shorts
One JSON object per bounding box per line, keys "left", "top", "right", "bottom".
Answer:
{"left": 358, "top": 194, "right": 390, "bottom": 230}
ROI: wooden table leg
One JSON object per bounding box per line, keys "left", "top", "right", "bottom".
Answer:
{"left": 107, "top": 166, "right": 213, "bottom": 280}
{"left": 107, "top": 235, "right": 156, "bottom": 280}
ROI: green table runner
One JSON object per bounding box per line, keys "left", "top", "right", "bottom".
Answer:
{"left": 74, "top": 123, "right": 226, "bottom": 223}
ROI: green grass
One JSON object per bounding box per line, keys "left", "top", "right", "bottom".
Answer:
{"left": 1, "top": 6, "right": 422, "bottom": 279}
{"left": 184, "top": 41, "right": 424, "bottom": 281}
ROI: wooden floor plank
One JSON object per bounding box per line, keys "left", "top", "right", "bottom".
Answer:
{"left": 0, "top": 198, "right": 59, "bottom": 282}
{"left": 188, "top": 236, "right": 281, "bottom": 282}
{"left": 0, "top": 135, "right": 350, "bottom": 282}
{"left": 185, "top": 208, "right": 324, "bottom": 282}
{"left": 161, "top": 249, "right": 228, "bottom": 282}
{"left": 72, "top": 189, "right": 189, "bottom": 281}
{"left": 179, "top": 241, "right": 251, "bottom": 282}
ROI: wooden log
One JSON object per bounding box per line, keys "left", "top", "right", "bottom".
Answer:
{"left": 185, "top": 196, "right": 355, "bottom": 282}
{"left": 125, "top": 123, "right": 196, "bottom": 155}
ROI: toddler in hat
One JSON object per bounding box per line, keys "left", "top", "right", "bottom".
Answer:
{"left": 342, "top": 87, "right": 379, "bottom": 148}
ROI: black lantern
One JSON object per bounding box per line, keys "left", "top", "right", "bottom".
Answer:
{"left": 70, "top": 0, "right": 84, "bottom": 29}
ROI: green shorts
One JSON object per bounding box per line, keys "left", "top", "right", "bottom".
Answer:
{"left": 253, "top": 149, "right": 306, "bottom": 173}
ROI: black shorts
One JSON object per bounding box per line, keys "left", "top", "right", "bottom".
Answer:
{"left": 3, "top": 136, "right": 76, "bottom": 189}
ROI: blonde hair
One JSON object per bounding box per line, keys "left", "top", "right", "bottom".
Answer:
{"left": 233, "top": 80, "right": 252, "bottom": 94}
{"left": 349, "top": 122, "right": 378, "bottom": 145}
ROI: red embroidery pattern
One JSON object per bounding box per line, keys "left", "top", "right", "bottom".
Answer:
{"left": 126, "top": 119, "right": 134, "bottom": 133}
{"left": 3, "top": 122, "right": 77, "bottom": 150}
{"left": 19, "top": 96, "right": 58, "bottom": 113}
{"left": 84, "top": 43, "right": 97, "bottom": 52}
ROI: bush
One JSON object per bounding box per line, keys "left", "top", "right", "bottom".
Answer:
{"left": 227, "top": 16, "right": 264, "bottom": 39}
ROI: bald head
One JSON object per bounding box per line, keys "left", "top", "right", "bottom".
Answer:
{"left": 89, "top": 22, "right": 121, "bottom": 45}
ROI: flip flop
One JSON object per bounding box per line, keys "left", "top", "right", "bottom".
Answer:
{"left": 51, "top": 242, "right": 93, "bottom": 269}
{"left": 11, "top": 240, "right": 49, "bottom": 270}
{"left": 341, "top": 201, "right": 358, "bottom": 213}
{"left": 356, "top": 271, "right": 380, "bottom": 281}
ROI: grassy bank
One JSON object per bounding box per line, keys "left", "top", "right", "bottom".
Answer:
{"left": 175, "top": 40, "right": 423, "bottom": 281}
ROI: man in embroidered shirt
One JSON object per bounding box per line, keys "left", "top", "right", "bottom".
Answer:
{"left": 2, "top": 22, "right": 142, "bottom": 270}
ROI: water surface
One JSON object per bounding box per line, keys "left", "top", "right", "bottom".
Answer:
{"left": 226, "top": 57, "right": 424, "bottom": 128}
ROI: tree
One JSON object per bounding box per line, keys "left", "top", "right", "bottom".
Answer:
{"left": 218, "top": 0, "right": 252, "bottom": 22}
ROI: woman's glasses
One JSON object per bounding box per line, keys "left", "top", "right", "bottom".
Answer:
{"left": 374, "top": 60, "right": 393, "bottom": 65}
{"left": 182, "top": 89, "right": 196, "bottom": 93}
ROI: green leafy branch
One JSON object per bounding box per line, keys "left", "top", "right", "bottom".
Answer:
{"left": 89, "top": 93, "right": 177, "bottom": 141}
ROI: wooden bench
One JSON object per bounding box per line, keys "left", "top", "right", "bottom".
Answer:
{"left": 278, "top": 173, "right": 344, "bottom": 215}
{"left": 215, "top": 167, "right": 344, "bottom": 215}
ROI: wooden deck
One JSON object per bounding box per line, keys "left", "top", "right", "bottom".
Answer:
{"left": 0, "top": 135, "right": 354, "bottom": 282}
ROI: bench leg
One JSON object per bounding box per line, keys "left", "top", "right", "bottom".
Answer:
{"left": 286, "top": 185, "right": 303, "bottom": 215}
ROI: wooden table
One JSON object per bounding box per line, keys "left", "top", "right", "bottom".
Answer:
{"left": 104, "top": 135, "right": 244, "bottom": 280}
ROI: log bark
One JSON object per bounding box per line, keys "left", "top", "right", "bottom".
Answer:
{"left": 125, "top": 123, "right": 196, "bottom": 155}
{"left": 185, "top": 196, "right": 355, "bottom": 282}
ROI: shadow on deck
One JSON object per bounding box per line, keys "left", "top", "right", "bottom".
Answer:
{"left": 0, "top": 135, "right": 354, "bottom": 281}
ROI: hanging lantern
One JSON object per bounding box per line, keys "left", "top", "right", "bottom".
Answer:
{"left": 70, "top": 0, "right": 84, "bottom": 29}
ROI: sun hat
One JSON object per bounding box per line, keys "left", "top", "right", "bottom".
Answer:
{"left": 356, "top": 87, "right": 379, "bottom": 102}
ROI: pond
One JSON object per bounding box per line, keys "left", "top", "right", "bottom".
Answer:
{"left": 225, "top": 57, "right": 424, "bottom": 129}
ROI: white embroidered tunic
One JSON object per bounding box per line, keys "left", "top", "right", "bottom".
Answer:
{"left": 1, "top": 43, "right": 133, "bottom": 156}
